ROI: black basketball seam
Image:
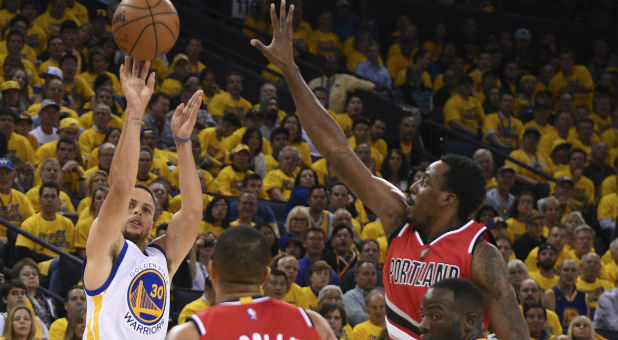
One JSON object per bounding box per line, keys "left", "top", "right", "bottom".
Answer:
{"left": 146, "top": 0, "right": 159, "bottom": 60}
{"left": 116, "top": 0, "right": 162, "bottom": 10}
{"left": 112, "top": 12, "right": 177, "bottom": 33}
{"left": 157, "top": 22, "right": 178, "bottom": 53}
{"left": 128, "top": 22, "right": 154, "bottom": 58}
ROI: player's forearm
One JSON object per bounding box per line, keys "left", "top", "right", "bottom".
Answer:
{"left": 279, "top": 63, "right": 349, "bottom": 155}
{"left": 489, "top": 285, "right": 530, "bottom": 340}
{"left": 108, "top": 111, "right": 143, "bottom": 191}
{"left": 175, "top": 140, "right": 203, "bottom": 221}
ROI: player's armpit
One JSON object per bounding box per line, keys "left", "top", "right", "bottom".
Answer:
{"left": 471, "top": 241, "right": 530, "bottom": 340}
{"left": 306, "top": 309, "right": 337, "bottom": 340}
{"left": 166, "top": 321, "right": 200, "bottom": 340}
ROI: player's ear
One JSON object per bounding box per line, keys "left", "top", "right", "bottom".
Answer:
{"left": 261, "top": 266, "right": 271, "bottom": 286}
{"left": 207, "top": 260, "right": 216, "bottom": 281}
{"left": 440, "top": 192, "right": 456, "bottom": 206}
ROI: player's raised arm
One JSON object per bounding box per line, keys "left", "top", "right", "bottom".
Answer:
{"left": 154, "top": 90, "right": 204, "bottom": 276}
{"left": 471, "top": 240, "right": 530, "bottom": 340}
{"left": 84, "top": 57, "right": 156, "bottom": 290}
{"left": 251, "top": 1, "right": 407, "bottom": 232}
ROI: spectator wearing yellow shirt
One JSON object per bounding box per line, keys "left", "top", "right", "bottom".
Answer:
{"left": 506, "top": 128, "right": 553, "bottom": 186}
{"left": 521, "top": 103, "right": 555, "bottom": 141}
{"left": 576, "top": 253, "right": 613, "bottom": 314}
{"left": 468, "top": 51, "right": 492, "bottom": 93}
{"left": 15, "top": 182, "right": 75, "bottom": 262}
{"left": 538, "top": 111, "right": 578, "bottom": 158}
{"left": 159, "top": 54, "right": 192, "bottom": 98}
{"left": 185, "top": 36, "right": 206, "bottom": 75}
{"left": 198, "top": 113, "right": 241, "bottom": 161}
{"left": 334, "top": 94, "right": 363, "bottom": 138}
{"left": 77, "top": 104, "right": 110, "bottom": 160}
{"left": 590, "top": 91, "right": 613, "bottom": 133}
{"left": 211, "top": 144, "right": 253, "bottom": 197}
{"left": 263, "top": 146, "right": 300, "bottom": 201}
{"left": 0, "top": 17, "right": 38, "bottom": 62}
{"left": 472, "top": 148, "right": 496, "bottom": 189}
{"left": 26, "top": 158, "right": 75, "bottom": 216}
{"left": 0, "top": 158, "right": 35, "bottom": 240}
{"left": 33, "top": 0, "right": 81, "bottom": 39}
{"left": 135, "top": 146, "right": 159, "bottom": 186}
{"left": 350, "top": 291, "right": 385, "bottom": 340}
{"left": 79, "top": 87, "right": 123, "bottom": 130}
{"left": 0, "top": 109, "right": 35, "bottom": 165}
{"left": 59, "top": 53, "right": 93, "bottom": 107}
{"left": 308, "top": 10, "right": 341, "bottom": 57}
{"left": 281, "top": 114, "right": 312, "bottom": 166}
{"left": 221, "top": 111, "right": 273, "bottom": 159}
{"left": 38, "top": 36, "right": 64, "bottom": 76}
{"left": 199, "top": 69, "right": 222, "bottom": 107}
{"left": 599, "top": 163, "right": 617, "bottom": 198}
{"left": 178, "top": 277, "right": 215, "bottom": 325}
{"left": 483, "top": 92, "right": 524, "bottom": 150}
{"left": 208, "top": 71, "right": 252, "bottom": 123}
{"left": 386, "top": 34, "right": 415, "bottom": 80}
{"left": 552, "top": 149, "right": 594, "bottom": 212}
{"left": 13, "top": 113, "right": 38, "bottom": 150}
{"left": 78, "top": 47, "right": 123, "bottom": 97}
{"left": 600, "top": 110, "right": 617, "bottom": 149}
{"left": 0, "top": 30, "right": 39, "bottom": 85}
{"left": 26, "top": 77, "right": 78, "bottom": 119}
{"left": 241, "top": 0, "right": 270, "bottom": 38}
{"left": 300, "top": 261, "right": 332, "bottom": 310}
{"left": 549, "top": 48, "right": 594, "bottom": 111}
{"left": 33, "top": 117, "right": 80, "bottom": 166}
{"left": 443, "top": 75, "right": 485, "bottom": 137}
{"left": 569, "top": 118, "right": 599, "bottom": 158}
{"left": 47, "top": 286, "right": 86, "bottom": 340}
{"left": 275, "top": 254, "right": 309, "bottom": 309}
{"left": 0, "top": 0, "right": 20, "bottom": 28}
{"left": 527, "top": 243, "right": 560, "bottom": 291}
{"left": 597, "top": 192, "right": 617, "bottom": 239}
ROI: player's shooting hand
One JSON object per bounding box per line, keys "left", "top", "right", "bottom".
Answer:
{"left": 119, "top": 56, "right": 155, "bottom": 114}
{"left": 171, "top": 90, "right": 203, "bottom": 141}
{"left": 250, "top": 0, "right": 295, "bottom": 71}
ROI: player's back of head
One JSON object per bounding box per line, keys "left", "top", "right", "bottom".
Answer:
{"left": 213, "top": 226, "right": 270, "bottom": 284}
{"left": 431, "top": 278, "right": 484, "bottom": 317}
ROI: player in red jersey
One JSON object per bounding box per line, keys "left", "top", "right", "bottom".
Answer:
{"left": 250, "top": 2, "right": 528, "bottom": 339}
{"left": 166, "top": 226, "right": 335, "bottom": 340}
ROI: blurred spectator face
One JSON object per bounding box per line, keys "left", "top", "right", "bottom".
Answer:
{"left": 277, "top": 256, "right": 298, "bottom": 284}
{"left": 573, "top": 230, "right": 594, "bottom": 256}
{"left": 238, "top": 191, "right": 258, "bottom": 219}
{"left": 319, "top": 288, "right": 343, "bottom": 308}
{"left": 138, "top": 150, "right": 153, "bottom": 174}
{"left": 309, "top": 269, "right": 330, "bottom": 291}
{"left": 355, "top": 261, "right": 377, "bottom": 291}
{"left": 232, "top": 150, "right": 250, "bottom": 171}
{"left": 537, "top": 249, "right": 557, "bottom": 271}
{"left": 304, "top": 230, "right": 325, "bottom": 256}
{"left": 314, "top": 90, "right": 328, "bottom": 107}
{"left": 331, "top": 227, "right": 353, "bottom": 255}
{"left": 352, "top": 122, "right": 370, "bottom": 143}
{"left": 329, "top": 185, "right": 349, "bottom": 209}
{"left": 519, "top": 279, "right": 541, "bottom": 305}
{"left": 569, "top": 151, "right": 586, "bottom": 170}
{"left": 540, "top": 64, "right": 555, "bottom": 83}
{"left": 186, "top": 38, "right": 202, "bottom": 58}
{"left": 345, "top": 96, "right": 363, "bottom": 117}
{"left": 367, "top": 43, "right": 380, "bottom": 64}
{"left": 370, "top": 119, "right": 386, "bottom": 140}
{"left": 317, "top": 11, "right": 332, "bottom": 32}
{"left": 40, "top": 161, "right": 61, "bottom": 184}
{"left": 499, "top": 93, "right": 515, "bottom": 114}
{"left": 279, "top": 149, "right": 299, "bottom": 175}
{"left": 559, "top": 261, "right": 579, "bottom": 285}
{"left": 543, "top": 202, "right": 561, "bottom": 225}
{"left": 226, "top": 75, "right": 243, "bottom": 97}
{"left": 308, "top": 187, "right": 327, "bottom": 210}
{"left": 399, "top": 116, "right": 417, "bottom": 141}
{"left": 559, "top": 52, "right": 574, "bottom": 72}
{"left": 367, "top": 294, "right": 386, "bottom": 325}
{"left": 259, "top": 83, "right": 277, "bottom": 99}
{"left": 496, "top": 238, "right": 513, "bottom": 262}
{"left": 525, "top": 306, "right": 546, "bottom": 337}
{"left": 360, "top": 241, "right": 380, "bottom": 264}
{"left": 263, "top": 273, "right": 287, "bottom": 300}
{"left": 354, "top": 143, "right": 371, "bottom": 165}
{"left": 473, "top": 153, "right": 493, "bottom": 178}
{"left": 579, "top": 253, "right": 601, "bottom": 280}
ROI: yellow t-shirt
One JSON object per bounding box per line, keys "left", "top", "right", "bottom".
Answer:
{"left": 443, "top": 94, "right": 485, "bottom": 132}
{"left": 263, "top": 168, "right": 299, "bottom": 200}
{"left": 600, "top": 128, "right": 617, "bottom": 148}
{"left": 198, "top": 221, "right": 226, "bottom": 237}
{"left": 48, "top": 316, "right": 68, "bottom": 340}
{"left": 64, "top": 74, "right": 95, "bottom": 106}
{"left": 525, "top": 246, "right": 575, "bottom": 272}
{"left": 0, "top": 189, "right": 35, "bottom": 235}
{"left": 208, "top": 92, "right": 252, "bottom": 119}
{"left": 221, "top": 127, "right": 273, "bottom": 155}
{"left": 77, "top": 128, "right": 106, "bottom": 157}
{"left": 27, "top": 102, "right": 78, "bottom": 119}
{"left": 283, "top": 282, "right": 310, "bottom": 310}
{"left": 576, "top": 277, "right": 613, "bottom": 310}
{"left": 482, "top": 113, "right": 524, "bottom": 149}
{"left": 79, "top": 111, "right": 123, "bottom": 131}
{"left": 386, "top": 53, "right": 412, "bottom": 79}
{"left": 506, "top": 149, "right": 553, "bottom": 184}
{"left": 168, "top": 193, "right": 213, "bottom": 214}
{"left": 158, "top": 77, "right": 182, "bottom": 98}
{"left": 551, "top": 169, "right": 594, "bottom": 210}
{"left": 506, "top": 218, "right": 526, "bottom": 243}
{"left": 549, "top": 65, "right": 594, "bottom": 110}
{"left": 299, "top": 286, "right": 319, "bottom": 310}
{"left": 360, "top": 220, "right": 387, "bottom": 267}
{"left": 242, "top": 15, "right": 270, "bottom": 37}
{"left": 311, "top": 158, "right": 338, "bottom": 187}
{"left": 292, "top": 141, "right": 312, "bottom": 166}
{"left": 78, "top": 71, "right": 123, "bottom": 96}
{"left": 33, "top": 11, "right": 81, "bottom": 41}
{"left": 597, "top": 193, "right": 618, "bottom": 222}
{"left": 307, "top": 30, "right": 342, "bottom": 56}
{"left": 170, "top": 167, "right": 213, "bottom": 192}
{"left": 599, "top": 175, "right": 616, "bottom": 198}
{"left": 74, "top": 213, "right": 94, "bottom": 249}
{"left": 135, "top": 172, "right": 157, "bottom": 186}
{"left": 178, "top": 295, "right": 210, "bottom": 324}
{"left": 528, "top": 270, "right": 560, "bottom": 291}
{"left": 210, "top": 166, "right": 251, "bottom": 197}
{"left": 520, "top": 121, "right": 557, "bottom": 141}
{"left": 8, "top": 132, "right": 35, "bottom": 164}
{"left": 15, "top": 213, "right": 75, "bottom": 256}
{"left": 198, "top": 126, "right": 227, "bottom": 160}
{"left": 351, "top": 320, "right": 384, "bottom": 340}
{"left": 25, "top": 185, "right": 75, "bottom": 214}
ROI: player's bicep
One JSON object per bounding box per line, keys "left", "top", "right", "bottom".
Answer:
{"left": 324, "top": 147, "right": 407, "bottom": 233}
{"left": 166, "top": 321, "right": 200, "bottom": 340}
{"left": 155, "top": 211, "right": 200, "bottom": 276}
{"left": 85, "top": 187, "right": 128, "bottom": 257}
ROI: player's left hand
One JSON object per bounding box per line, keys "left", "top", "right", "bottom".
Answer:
{"left": 251, "top": 0, "right": 295, "bottom": 70}
{"left": 171, "top": 90, "right": 203, "bottom": 141}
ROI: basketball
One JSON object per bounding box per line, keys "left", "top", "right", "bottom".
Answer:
{"left": 112, "top": 0, "right": 180, "bottom": 61}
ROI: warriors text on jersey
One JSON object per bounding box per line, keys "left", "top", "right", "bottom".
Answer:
{"left": 82, "top": 241, "right": 170, "bottom": 340}
{"left": 191, "top": 296, "right": 321, "bottom": 340}
{"left": 384, "top": 220, "right": 489, "bottom": 340}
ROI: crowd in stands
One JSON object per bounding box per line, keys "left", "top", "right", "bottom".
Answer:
{"left": 0, "top": 0, "right": 616, "bottom": 339}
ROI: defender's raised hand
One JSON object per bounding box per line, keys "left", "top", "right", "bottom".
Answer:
{"left": 250, "top": 0, "right": 295, "bottom": 70}
{"left": 119, "top": 56, "right": 156, "bottom": 114}
{"left": 171, "top": 90, "right": 203, "bottom": 141}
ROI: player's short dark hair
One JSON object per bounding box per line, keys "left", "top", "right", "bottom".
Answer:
{"left": 431, "top": 278, "right": 484, "bottom": 317}
{"left": 134, "top": 183, "right": 160, "bottom": 213}
{"left": 440, "top": 154, "right": 486, "bottom": 222}
{"left": 212, "top": 226, "right": 270, "bottom": 284}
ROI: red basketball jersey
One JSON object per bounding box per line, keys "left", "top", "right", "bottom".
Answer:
{"left": 383, "top": 220, "right": 489, "bottom": 340}
{"left": 191, "top": 296, "right": 321, "bottom": 340}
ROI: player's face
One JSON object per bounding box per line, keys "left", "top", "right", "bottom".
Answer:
{"left": 263, "top": 274, "right": 287, "bottom": 300}
{"left": 123, "top": 188, "right": 156, "bottom": 243}
{"left": 419, "top": 288, "right": 462, "bottom": 340}
{"left": 277, "top": 257, "right": 298, "bottom": 284}
{"left": 407, "top": 161, "right": 449, "bottom": 231}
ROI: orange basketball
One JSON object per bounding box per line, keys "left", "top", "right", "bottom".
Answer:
{"left": 112, "top": 0, "right": 180, "bottom": 61}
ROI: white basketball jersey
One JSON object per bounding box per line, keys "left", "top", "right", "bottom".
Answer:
{"left": 82, "top": 241, "right": 170, "bottom": 340}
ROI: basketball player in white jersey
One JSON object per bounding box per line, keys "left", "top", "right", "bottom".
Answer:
{"left": 81, "top": 57, "right": 204, "bottom": 340}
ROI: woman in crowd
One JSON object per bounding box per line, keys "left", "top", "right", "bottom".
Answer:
{"left": 242, "top": 127, "right": 266, "bottom": 178}
{"left": 380, "top": 149, "right": 408, "bottom": 192}
{"left": 7, "top": 67, "right": 33, "bottom": 109}
{"left": 281, "top": 114, "right": 311, "bottom": 166}
{"left": 63, "top": 307, "right": 86, "bottom": 340}
{"left": 11, "top": 259, "right": 55, "bottom": 327}
{"left": 506, "top": 191, "right": 537, "bottom": 242}
{"left": 286, "top": 167, "right": 318, "bottom": 214}
{"left": 259, "top": 224, "right": 280, "bottom": 261}
{"left": 562, "top": 211, "right": 586, "bottom": 252}
{"left": 199, "top": 196, "right": 230, "bottom": 237}
{"left": 318, "top": 302, "right": 349, "bottom": 340}
{"left": 507, "top": 259, "right": 529, "bottom": 297}
{"left": 76, "top": 170, "right": 109, "bottom": 216}
{"left": 85, "top": 127, "right": 121, "bottom": 169}
{"left": 189, "top": 231, "right": 217, "bottom": 291}
{"left": 279, "top": 206, "right": 311, "bottom": 247}
{"left": 565, "top": 315, "right": 597, "bottom": 340}
{"left": 2, "top": 305, "right": 36, "bottom": 340}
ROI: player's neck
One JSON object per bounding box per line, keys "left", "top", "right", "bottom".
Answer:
{"left": 215, "top": 284, "right": 262, "bottom": 304}
{"left": 418, "top": 216, "right": 464, "bottom": 243}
